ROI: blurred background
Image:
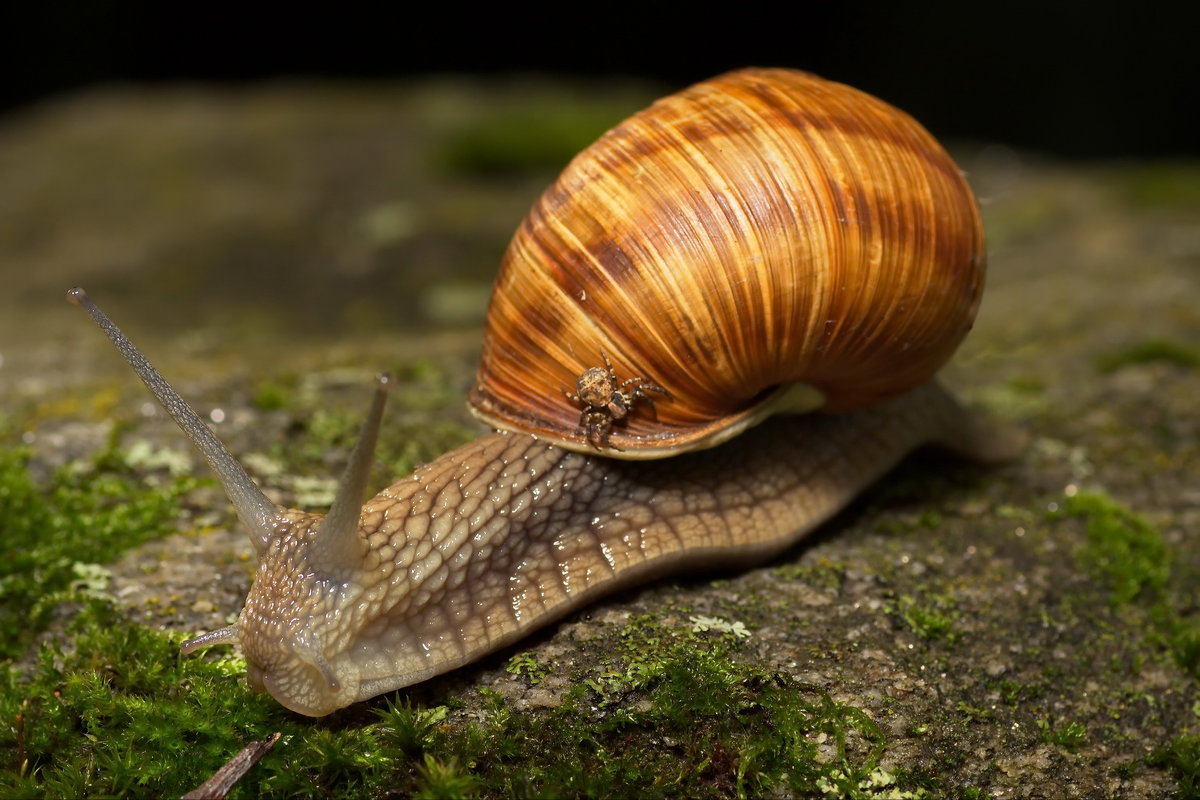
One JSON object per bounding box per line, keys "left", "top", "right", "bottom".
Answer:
{"left": 3, "top": 1, "right": 1196, "bottom": 157}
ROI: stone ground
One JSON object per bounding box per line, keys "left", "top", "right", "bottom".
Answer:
{"left": 1, "top": 78, "right": 1197, "bottom": 798}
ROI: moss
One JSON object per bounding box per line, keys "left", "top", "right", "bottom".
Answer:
{"left": 9, "top": 80, "right": 1200, "bottom": 798}
{"left": 1097, "top": 338, "right": 1200, "bottom": 373}
{"left": 252, "top": 375, "right": 297, "bottom": 411}
{"left": 503, "top": 651, "right": 549, "bottom": 686}
{"left": 1037, "top": 717, "right": 1088, "bottom": 752}
{"left": 374, "top": 699, "right": 447, "bottom": 757}
{"left": 1112, "top": 163, "right": 1200, "bottom": 210}
{"left": 994, "top": 679, "right": 1044, "bottom": 707}
{"left": 1, "top": 602, "right": 295, "bottom": 797}
{"left": 971, "top": 375, "right": 1052, "bottom": 422}
{"left": 371, "top": 615, "right": 931, "bottom": 799}
{"left": 437, "top": 102, "right": 633, "bottom": 177}
{"left": 771, "top": 559, "right": 846, "bottom": 591}
{"left": 413, "top": 754, "right": 479, "bottom": 800}
{"left": 1049, "top": 490, "right": 1199, "bottom": 787}
{"left": 0, "top": 430, "right": 199, "bottom": 660}
{"left": 474, "top": 656, "right": 886, "bottom": 797}
{"left": 1174, "top": 627, "right": 1200, "bottom": 682}
{"left": 813, "top": 767, "right": 926, "bottom": 798}
{"left": 978, "top": 191, "right": 1063, "bottom": 246}
{"left": 955, "top": 701, "right": 993, "bottom": 723}
{"left": 1147, "top": 735, "right": 1200, "bottom": 800}
{"left": 895, "top": 592, "right": 960, "bottom": 643}
{"left": 1058, "top": 491, "right": 1169, "bottom": 606}
{"left": 0, "top": 455, "right": 1188, "bottom": 798}
{"left": 1005, "top": 374, "right": 1047, "bottom": 394}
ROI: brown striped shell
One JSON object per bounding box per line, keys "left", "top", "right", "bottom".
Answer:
{"left": 467, "top": 67, "right": 986, "bottom": 458}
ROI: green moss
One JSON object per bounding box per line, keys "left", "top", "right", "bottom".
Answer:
{"left": 1037, "top": 717, "right": 1088, "bottom": 752}
{"left": 527, "top": 661, "right": 877, "bottom": 796}
{"left": 916, "top": 509, "right": 944, "bottom": 529}
{"left": 971, "top": 376, "right": 1051, "bottom": 421}
{"left": 383, "top": 420, "right": 476, "bottom": 482}
{"left": 252, "top": 375, "right": 297, "bottom": 411}
{"left": 1113, "top": 163, "right": 1200, "bottom": 210}
{"left": 1147, "top": 735, "right": 1200, "bottom": 799}
{"left": 413, "top": 754, "right": 478, "bottom": 800}
{"left": 1, "top": 569, "right": 940, "bottom": 799}
{"left": 1050, "top": 490, "right": 1200, "bottom": 789}
{"left": 1, "top": 602, "right": 298, "bottom": 798}
{"left": 437, "top": 103, "right": 633, "bottom": 177}
{"left": 896, "top": 592, "right": 960, "bottom": 643}
{"left": 383, "top": 615, "right": 923, "bottom": 799}
{"left": 304, "top": 407, "right": 362, "bottom": 456}
{"left": 994, "top": 679, "right": 1044, "bottom": 707}
{"left": 282, "top": 728, "right": 393, "bottom": 796}
{"left": 1059, "top": 491, "right": 1169, "bottom": 606}
{"left": 6, "top": 602, "right": 437, "bottom": 799}
{"left": 374, "top": 699, "right": 448, "bottom": 757}
{"left": 955, "top": 701, "right": 993, "bottom": 723}
{"left": 771, "top": 559, "right": 846, "bottom": 591}
{"left": 1097, "top": 339, "right": 1200, "bottom": 373}
{"left": 5, "top": 384, "right": 1191, "bottom": 796}
{"left": 504, "top": 650, "right": 549, "bottom": 686}
{"left": 0, "top": 432, "right": 199, "bottom": 660}
{"left": 814, "top": 767, "right": 927, "bottom": 798}
{"left": 1173, "top": 627, "right": 1200, "bottom": 682}
{"left": 1005, "top": 374, "right": 1047, "bottom": 394}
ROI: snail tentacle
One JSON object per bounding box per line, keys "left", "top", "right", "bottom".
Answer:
{"left": 181, "top": 624, "right": 241, "bottom": 654}
{"left": 67, "top": 287, "right": 281, "bottom": 554}
{"left": 312, "top": 373, "right": 392, "bottom": 576}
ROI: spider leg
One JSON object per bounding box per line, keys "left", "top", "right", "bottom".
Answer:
{"left": 620, "top": 377, "right": 668, "bottom": 396}
{"left": 593, "top": 415, "right": 622, "bottom": 451}
{"left": 576, "top": 409, "right": 605, "bottom": 450}
{"left": 626, "top": 382, "right": 669, "bottom": 412}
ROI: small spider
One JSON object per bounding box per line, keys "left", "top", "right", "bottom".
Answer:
{"left": 564, "top": 351, "right": 668, "bottom": 448}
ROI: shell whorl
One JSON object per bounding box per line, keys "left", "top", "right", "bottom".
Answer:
{"left": 468, "top": 67, "right": 986, "bottom": 454}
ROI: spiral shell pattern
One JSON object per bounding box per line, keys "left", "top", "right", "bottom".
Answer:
{"left": 469, "top": 68, "right": 985, "bottom": 454}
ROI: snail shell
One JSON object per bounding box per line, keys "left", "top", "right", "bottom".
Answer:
{"left": 469, "top": 67, "right": 986, "bottom": 456}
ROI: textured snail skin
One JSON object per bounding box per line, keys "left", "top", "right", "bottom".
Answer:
{"left": 226, "top": 381, "right": 1021, "bottom": 716}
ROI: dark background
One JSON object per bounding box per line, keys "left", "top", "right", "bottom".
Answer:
{"left": 1, "top": 2, "right": 1195, "bottom": 158}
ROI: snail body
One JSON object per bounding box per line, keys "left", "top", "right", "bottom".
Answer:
{"left": 70, "top": 68, "right": 1022, "bottom": 717}
{"left": 231, "top": 382, "right": 1017, "bottom": 715}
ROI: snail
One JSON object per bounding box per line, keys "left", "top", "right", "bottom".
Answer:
{"left": 69, "top": 68, "right": 1025, "bottom": 717}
